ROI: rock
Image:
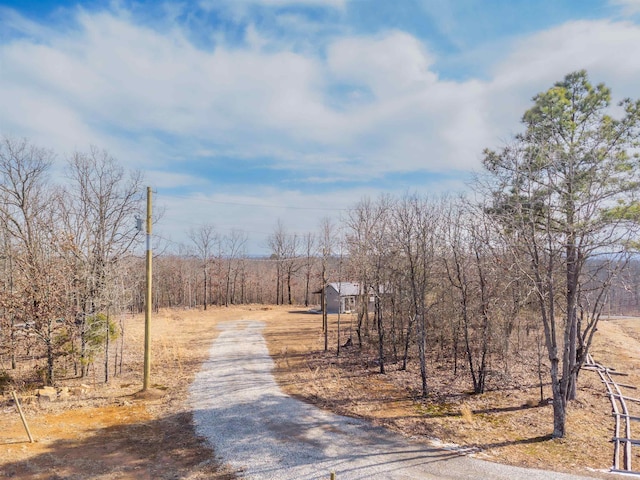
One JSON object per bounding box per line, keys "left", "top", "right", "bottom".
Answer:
{"left": 38, "top": 393, "right": 56, "bottom": 403}
{"left": 37, "top": 386, "right": 58, "bottom": 402}
{"left": 70, "top": 387, "right": 86, "bottom": 396}
{"left": 37, "top": 386, "right": 56, "bottom": 396}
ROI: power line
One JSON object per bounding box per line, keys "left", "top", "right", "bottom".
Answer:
{"left": 149, "top": 191, "right": 349, "bottom": 253}
{"left": 157, "top": 192, "right": 348, "bottom": 212}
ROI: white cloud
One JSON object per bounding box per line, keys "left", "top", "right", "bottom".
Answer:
{"left": 485, "top": 19, "right": 640, "bottom": 140}
{"left": 2, "top": 7, "right": 640, "bottom": 253}
{"left": 0, "top": 9, "right": 490, "bottom": 178}
{"left": 327, "top": 31, "right": 438, "bottom": 98}
{"left": 1, "top": 9, "right": 333, "bottom": 160}
{"left": 196, "top": 0, "right": 347, "bottom": 23}
{"left": 492, "top": 20, "right": 640, "bottom": 90}
{"left": 199, "top": 0, "right": 347, "bottom": 9}
{"left": 611, "top": 0, "right": 640, "bottom": 15}
{"left": 146, "top": 171, "right": 209, "bottom": 190}
{"left": 251, "top": 0, "right": 347, "bottom": 6}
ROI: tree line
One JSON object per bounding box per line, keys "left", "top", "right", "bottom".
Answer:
{"left": 0, "top": 139, "right": 143, "bottom": 386}
{"left": 1, "top": 71, "right": 639, "bottom": 439}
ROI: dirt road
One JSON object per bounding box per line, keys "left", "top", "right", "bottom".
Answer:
{"left": 189, "top": 320, "right": 596, "bottom": 480}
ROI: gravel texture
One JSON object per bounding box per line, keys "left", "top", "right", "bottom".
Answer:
{"left": 189, "top": 320, "right": 597, "bottom": 480}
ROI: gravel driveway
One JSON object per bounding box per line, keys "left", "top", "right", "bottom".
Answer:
{"left": 189, "top": 320, "right": 597, "bottom": 480}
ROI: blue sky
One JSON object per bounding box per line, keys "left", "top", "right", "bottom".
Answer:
{"left": 1, "top": 0, "right": 640, "bottom": 254}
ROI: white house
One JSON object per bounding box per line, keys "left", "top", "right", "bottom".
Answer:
{"left": 321, "top": 282, "right": 374, "bottom": 314}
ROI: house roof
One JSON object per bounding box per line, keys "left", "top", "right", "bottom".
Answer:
{"left": 328, "top": 282, "right": 361, "bottom": 296}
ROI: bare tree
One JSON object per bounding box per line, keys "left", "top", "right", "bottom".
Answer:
{"left": 318, "top": 217, "right": 335, "bottom": 352}
{"left": 268, "top": 220, "right": 288, "bottom": 305}
{"left": 346, "top": 196, "right": 392, "bottom": 373}
{"left": 223, "top": 229, "right": 247, "bottom": 306}
{"left": 60, "top": 147, "right": 143, "bottom": 379}
{"left": 443, "top": 200, "right": 502, "bottom": 394}
{"left": 283, "top": 233, "right": 301, "bottom": 305}
{"left": 0, "top": 222, "right": 18, "bottom": 370}
{"left": 188, "top": 224, "right": 218, "bottom": 310}
{"left": 391, "top": 194, "right": 439, "bottom": 396}
{"left": 302, "top": 232, "right": 316, "bottom": 307}
{"left": 0, "top": 136, "right": 70, "bottom": 384}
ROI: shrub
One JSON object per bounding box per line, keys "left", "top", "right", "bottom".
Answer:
{"left": 0, "top": 370, "right": 13, "bottom": 393}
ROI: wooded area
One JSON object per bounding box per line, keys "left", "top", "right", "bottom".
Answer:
{"left": 1, "top": 71, "right": 639, "bottom": 439}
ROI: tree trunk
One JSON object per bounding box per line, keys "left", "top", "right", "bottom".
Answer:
{"left": 375, "top": 293, "right": 385, "bottom": 374}
{"left": 550, "top": 358, "right": 566, "bottom": 438}
{"left": 203, "top": 267, "right": 207, "bottom": 311}
{"left": 565, "top": 237, "right": 579, "bottom": 402}
{"left": 104, "top": 314, "right": 110, "bottom": 383}
{"left": 305, "top": 268, "right": 310, "bottom": 307}
{"left": 46, "top": 338, "right": 54, "bottom": 386}
{"left": 418, "top": 312, "right": 428, "bottom": 397}
{"left": 226, "top": 264, "right": 232, "bottom": 307}
{"left": 402, "top": 314, "right": 415, "bottom": 371}
{"left": 10, "top": 316, "right": 16, "bottom": 370}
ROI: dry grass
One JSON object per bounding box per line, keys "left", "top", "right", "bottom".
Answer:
{"left": 265, "top": 310, "right": 640, "bottom": 479}
{"left": 1, "top": 305, "right": 638, "bottom": 479}
{"left": 0, "top": 307, "right": 252, "bottom": 480}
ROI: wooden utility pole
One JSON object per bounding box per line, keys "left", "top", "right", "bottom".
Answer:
{"left": 143, "top": 186, "right": 152, "bottom": 391}
{"left": 11, "top": 391, "right": 34, "bottom": 443}
{"left": 322, "top": 260, "right": 328, "bottom": 352}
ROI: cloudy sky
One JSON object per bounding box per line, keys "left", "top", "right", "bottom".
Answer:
{"left": 1, "top": 0, "right": 640, "bottom": 254}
